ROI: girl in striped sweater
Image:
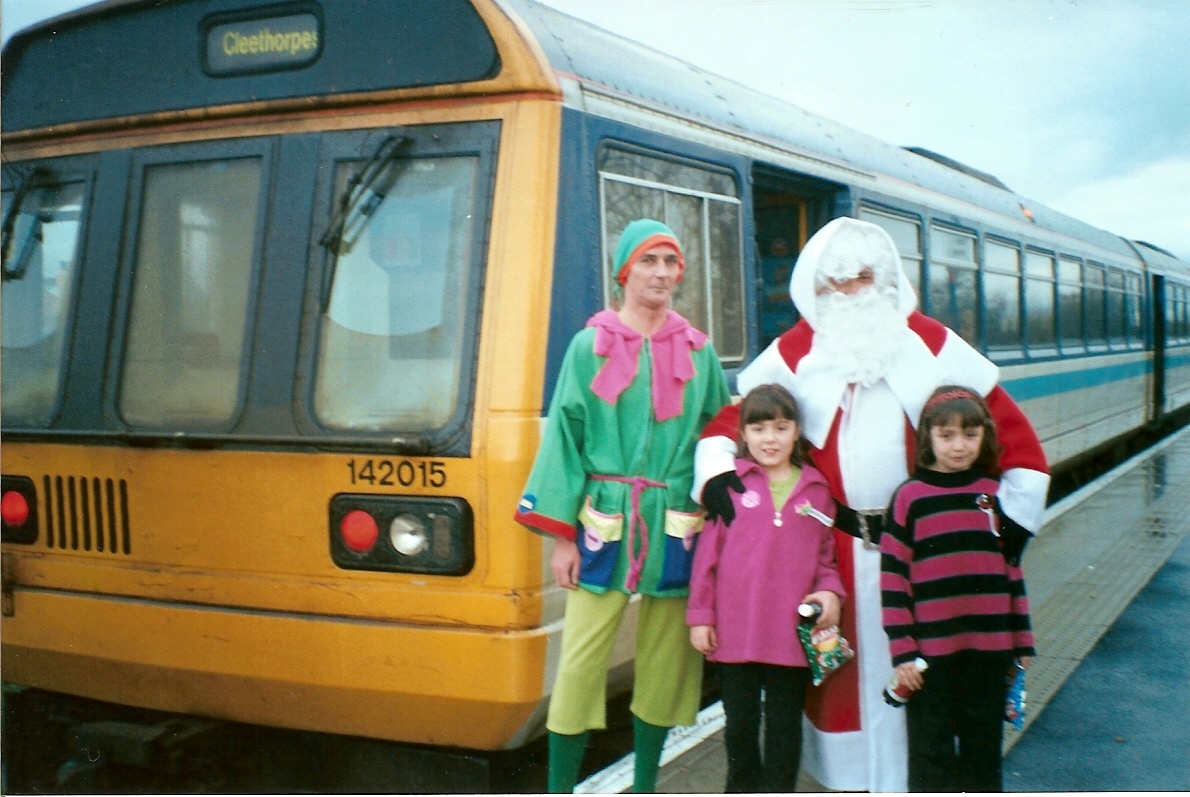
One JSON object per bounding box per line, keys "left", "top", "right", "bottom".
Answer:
{"left": 880, "top": 385, "right": 1036, "bottom": 793}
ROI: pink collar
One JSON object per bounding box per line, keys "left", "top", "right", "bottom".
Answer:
{"left": 587, "top": 309, "right": 708, "bottom": 421}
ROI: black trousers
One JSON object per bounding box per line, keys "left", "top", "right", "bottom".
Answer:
{"left": 906, "top": 651, "right": 1014, "bottom": 793}
{"left": 717, "top": 662, "right": 809, "bottom": 793}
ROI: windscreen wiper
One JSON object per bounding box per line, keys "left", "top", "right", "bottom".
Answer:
{"left": 319, "top": 134, "right": 413, "bottom": 313}
{"left": 319, "top": 134, "right": 412, "bottom": 254}
{"left": 2, "top": 166, "right": 50, "bottom": 281}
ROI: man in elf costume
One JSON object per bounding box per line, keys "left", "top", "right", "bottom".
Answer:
{"left": 695, "top": 216, "right": 1049, "bottom": 792}
{"left": 515, "top": 219, "right": 731, "bottom": 793}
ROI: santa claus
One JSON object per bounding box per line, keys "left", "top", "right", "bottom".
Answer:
{"left": 694, "top": 216, "right": 1049, "bottom": 792}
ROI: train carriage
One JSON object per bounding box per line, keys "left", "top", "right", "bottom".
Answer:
{"left": 2, "top": 0, "right": 1188, "bottom": 788}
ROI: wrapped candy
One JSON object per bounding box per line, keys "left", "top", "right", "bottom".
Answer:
{"left": 1005, "top": 662, "right": 1027, "bottom": 730}
{"left": 797, "top": 602, "right": 855, "bottom": 686}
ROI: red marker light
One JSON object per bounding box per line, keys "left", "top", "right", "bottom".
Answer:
{"left": 340, "top": 509, "right": 378, "bottom": 553}
{"left": 1, "top": 490, "right": 30, "bottom": 527}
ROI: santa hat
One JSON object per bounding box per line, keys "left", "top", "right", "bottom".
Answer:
{"left": 612, "top": 219, "right": 685, "bottom": 286}
{"left": 789, "top": 217, "right": 917, "bottom": 328}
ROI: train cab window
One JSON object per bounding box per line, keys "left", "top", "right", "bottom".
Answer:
{"left": 315, "top": 151, "right": 483, "bottom": 432}
{"left": 983, "top": 239, "right": 1022, "bottom": 358}
{"left": 1084, "top": 263, "right": 1108, "bottom": 350}
{"left": 1105, "top": 269, "right": 1127, "bottom": 347}
{"left": 1125, "top": 273, "right": 1144, "bottom": 347}
{"left": 598, "top": 148, "right": 744, "bottom": 362}
{"left": 927, "top": 225, "right": 978, "bottom": 344}
{"left": 1057, "top": 256, "right": 1084, "bottom": 353}
{"left": 1023, "top": 249, "right": 1057, "bottom": 356}
{"left": 120, "top": 157, "right": 263, "bottom": 428}
{"left": 859, "top": 207, "right": 922, "bottom": 292}
{"left": 1, "top": 172, "right": 87, "bottom": 426}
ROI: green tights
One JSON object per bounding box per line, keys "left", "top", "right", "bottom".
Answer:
{"left": 547, "top": 717, "right": 670, "bottom": 794}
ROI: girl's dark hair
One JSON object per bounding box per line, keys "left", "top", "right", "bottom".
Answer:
{"left": 915, "top": 384, "right": 1002, "bottom": 472}
{"left": 738, "top": 383, "right": 811, "bottom": 467}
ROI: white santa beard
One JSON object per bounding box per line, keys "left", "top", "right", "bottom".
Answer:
{"left": 812, "top": 287, "right": 910, "bottom": 387}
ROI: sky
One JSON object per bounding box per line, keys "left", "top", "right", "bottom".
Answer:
{"left": 3, "top": 0, "right": 1188, "bottom": 260}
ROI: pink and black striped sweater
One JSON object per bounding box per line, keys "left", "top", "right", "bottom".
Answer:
{"left": 880, "top": 468, "right": 1035, "bottom": 666}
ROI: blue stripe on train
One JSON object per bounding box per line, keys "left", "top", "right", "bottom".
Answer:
{"left": 1002, "top": 350, "right": 1190, "bottom": 401}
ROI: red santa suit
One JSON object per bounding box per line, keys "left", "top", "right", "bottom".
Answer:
{"left": 693, "top": 217, "right": 1049, "bottom": 792}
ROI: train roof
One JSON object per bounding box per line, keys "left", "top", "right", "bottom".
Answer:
{"left": 2, "top": 0, "right": 1183, "bottom": 274}
{"left": 501, "top": 0, "right": 1161, "bottom": 268}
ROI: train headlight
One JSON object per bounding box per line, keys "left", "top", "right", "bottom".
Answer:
{"left": 329, "top": 494, "right": 473, "bottom": 575}
{"left": 1, "top": 476, "right": 39, "bottom": 545}
{"left": 389, "top": 514, "right": 428, "bottom": 556}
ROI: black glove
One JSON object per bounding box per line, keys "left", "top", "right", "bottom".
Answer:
{"left": 999, "top": 512, "right": 1033, "bottom": 567}
{"left": 702, "top": 471, "right": 745, "bottom": 525}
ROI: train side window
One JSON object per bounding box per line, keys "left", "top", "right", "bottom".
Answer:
{"left": 598, "top": 148, "right": 744, "bottom": 363}
{"left": 1173, "top": 285, "right": 1189, "bottom": 343}
{"left": 983, "top": 239, "right": 1022, "bottom": 358}
{"left": 927, "top": 225, "right": 978, "bottom": 345}
{"left": 1105, "top": 269, "right": 1127, "bottom": 347}
{"left": 1057, "top": 256, "right": 1084, "bottom": 353}
{"left": 1024, "top": 249, "right": 1057, "bottom": 356}
{"left": 1, "top": 174, "right": 87, "bottom": 426}
{"left": 1084, "top": 263, "right": 1108, "bottom": 351}
{"left": 859, "top": 207, "right": 922, "bottom": 292}
{"left": 1125, "top": 273, "right": 1143, "bottom": 347}
{"left": 120, "top": 157, "right": 263, "bottom": 429}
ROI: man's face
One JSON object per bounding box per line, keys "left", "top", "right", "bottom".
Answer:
{"left": 817, "top": 266, "right": 876, "bottom": 296}
{"left": 622, "top": 245, "right": 682, "bottom": 310}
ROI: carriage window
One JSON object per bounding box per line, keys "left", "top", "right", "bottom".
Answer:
{"left": 599, "top": 148, "right": 744, "bottom": 362}
{"left": 120, "top": 158, "right": 262, "bottom": 428}
{"left": 859, "top": 208, "right": 922, "bottom": 292}
{"left": 316, "top": 154, "right": 481, "bottom": 431}
{"left": 1125, "top": 274, "right": 1143, "bottom": 347}
{"left": 983, "top": 240, "right": 1021, "bottom": 356}
{"left": 1174, "top": 286, "right": 1187, "bottom": 343}
{"left": 927, "top": 225, "right": 977, "bottom": 344}
{"left": 1057, "top": 256, "right": 1084, "bottom": 353}
{"left": 1105, "top": 269, "right": 1127, "bottom": 346}
{"left": 1084, "top": 263, "right": 1108, "bottom": 349}
{"left": 1, "top": 177, "right": 86, "bottom": 425}
{"left": 1023, "top": 249, "right": 1056, "bottom": 355}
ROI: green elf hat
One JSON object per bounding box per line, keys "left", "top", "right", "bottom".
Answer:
{"left": 612, "top": 219, "right": 685, "bottom": 286}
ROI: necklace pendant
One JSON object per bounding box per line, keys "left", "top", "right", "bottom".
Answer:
{"left": 774, "top": 513, "right": 783, "bottom": 527}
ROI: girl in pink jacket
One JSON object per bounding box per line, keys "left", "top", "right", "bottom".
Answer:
{"left": 688, "top": 383, "right": 846, "bottom": 793}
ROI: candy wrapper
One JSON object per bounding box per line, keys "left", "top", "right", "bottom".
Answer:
{"left": 1005, "top": 663, "right": 1027, "bottom": 730}
{"left": 797, "top": 622, "right": 855, "bottom": 686}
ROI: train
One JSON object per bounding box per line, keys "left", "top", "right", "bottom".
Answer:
{"left": 3, "top": 0, "right": 1189, "bottom": 790}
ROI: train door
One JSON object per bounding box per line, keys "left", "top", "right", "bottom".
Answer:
{"left": 751, "top": 167, "right": 847, "bottom": 349}
{"left": 1152, "top": 273, "right": 1166, "bottom": 420}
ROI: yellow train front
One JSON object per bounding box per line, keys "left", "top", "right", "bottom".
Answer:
{"left": 0, "top": 0, "right": 572, "bottom": 780}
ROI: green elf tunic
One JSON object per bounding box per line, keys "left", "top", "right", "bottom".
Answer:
{"left": 515, "top": 308, "right": 731, "bottom": 596}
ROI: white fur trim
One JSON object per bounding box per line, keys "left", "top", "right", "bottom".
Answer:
{"left": 935, "top": 328, "right": 1000, "bottom": 398}
{"left": 691, "top": 435, "right": 739, "bottom": 502}
{"left": 735, "top": 340, "right": 796, "bottom": 397}
{"left": 998, "top": 467, "right": 1051, "bottom": 533}
{"left": 789, "top": 217, "right": 917, "bottom": 327}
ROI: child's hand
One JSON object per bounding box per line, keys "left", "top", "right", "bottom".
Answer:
{"left": 802, "top": 590, "right": 841, "bottom": 630}
{"left": 895, "top": 660, "right": 925, "bottom": 691}
{"left": 690, "top": 625, "right": 717, "bottom": 655}
{"left": 1017, "top": 656, "right": 1033, "bottom": 670}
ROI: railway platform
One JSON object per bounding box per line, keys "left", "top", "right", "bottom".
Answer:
{"left": 577, "top": 423, "right": 1190, "bottom": 793}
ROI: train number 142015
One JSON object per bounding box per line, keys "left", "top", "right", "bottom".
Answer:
{"left": 346, "top": 459, "right": 447, "bottom": 488}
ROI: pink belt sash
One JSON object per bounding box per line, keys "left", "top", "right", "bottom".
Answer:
{"left": 590, "top": 474, "right": 667, "bottom": 592}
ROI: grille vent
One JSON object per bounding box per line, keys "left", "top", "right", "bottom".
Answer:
{"left": 42, "top": 476, "right": 131, "bottom": 555}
